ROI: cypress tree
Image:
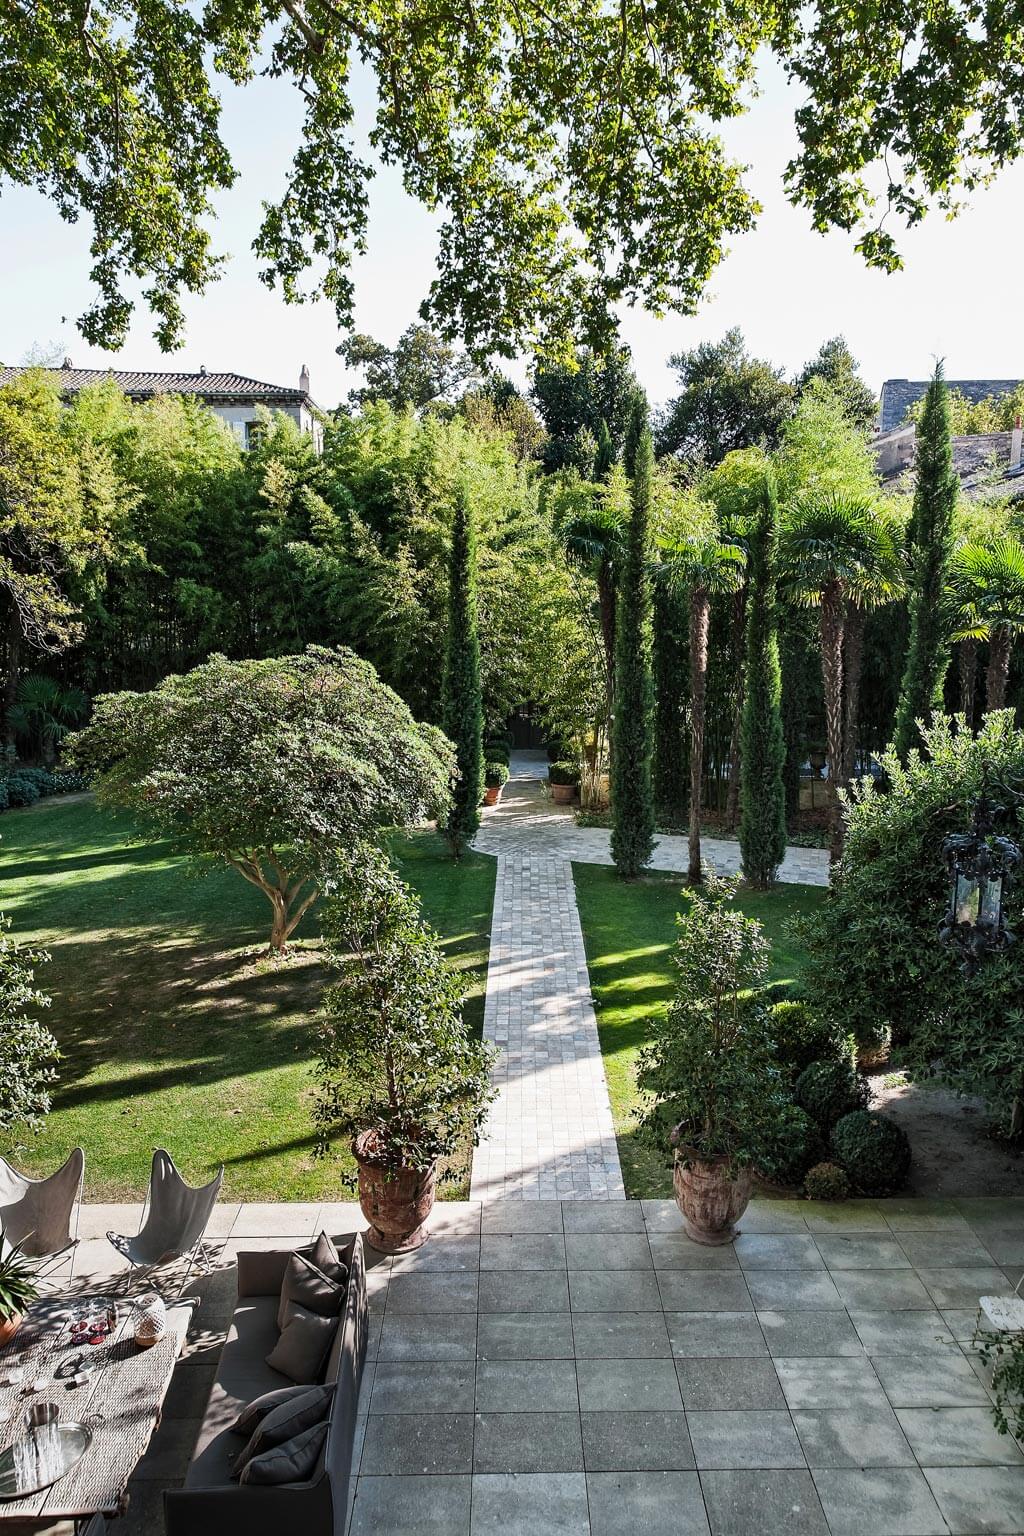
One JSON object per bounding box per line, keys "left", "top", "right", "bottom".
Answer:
{"left": 594, "top": 417, "right": 616, "bottom": 480}
{"left": 622, "top": 389, "right": 647, "bottom": 478}
{"left": 739, "top": 474, "right": 787, "bottom": 888}
{"left": 652, "top": 579, "right": 689, "bottom": 818}
{"left": 441, "top": 488, "right": 484, "bottom": 858}
{"left": 893, "top": 362, "right": 958, "bottom": 759}
{"left": 611, "top": 418, "right": 656, "bottom": 878}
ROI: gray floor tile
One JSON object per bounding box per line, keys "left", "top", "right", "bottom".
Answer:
{"left": 476, "top": 1357, "right": 578, "bottom": 1411}
{"left": 667, "top": 1312, "right": 767, "bottom": 1358}
{"left": 572, "top": 1311, "right": 672, "bottom": 1358}
{"left": 470, "top": 1472, "right": 590, "bottom": 1534}
{"left": 476, "top": 1312, "right": 575, "bottom": 1359}
{"left": 676, "top": 1357, "right": 786, "bottom": 1410}
{"left": 480, "top": 1200, "right": 565, "bottom": 1234}
{"left": 350, "top": 1474, "right": 472, "bottom": 1535}
{"left": 939, "top": 1309, "right": 980, "bottom": 1343}
{"left": 642, "top": 1199, "right": 685, "bottom": 1233}
{"left": 587, "top": 1470, "right": 710, "bottom": 1535}
{"left": 744, "top": 1270, "right": 844, "bottom": 1311}
{"left": 898, "top": 1233, "right": 997, "bottom": 1269}
{"left": 569, "top": 1268, "right": 663, "bottom": 1311}
{"left": 735, "top": 1201, "right": 810, "bottom": 1234}
{"left": 576, "top": 1356, "right": 683, "bottom": 1411}
{"left": 360, "top": 1412, "right": 474, "bottom": 1474}
{"left": 472, "top": 1411, "right": 584, "bottom": 1472}
{"left": 896, "top": 1407, "right": 1024, "bottom": 1466}
{"left": 480, "top": 1233, "right": 566, "bottom": 1270}
{"left": 562, "top": 1201, "right": 647, "bottom": 1234}
{"left": 369, "top": 1361, "right": 475, "bottom": 1413}
{"left": 478, "top": 1269, "right": 570, "bottom": 1312}
{"left": 391, "top": 1237, "right": 481, "bottom": 1273}
{"left": 917, "top": 1268, "right": 1015, "bottom": 1309}
{"left": 801, "top": 1201, "right": 889, "bottom": 1233}
{"left": 954, "top": 1196, "right": 1024, "bottom": 1225}
{"left": 581, "top": 1410, "right": 695, "bottom": 1470}
{"left": 758, "top": 1310, "right": 864, "bottom": 1358}
{"left": 871, "top": 1352, "right": 991, "bottom": 1407}
{"left": 377, "top": 1311, "right": 478, "bottom": 1360}
{"left": 973, "top": 1228, "right": 1024, "bottom": 1265}
{"left": 775, "top": 1357, "right": 889, "bottom": 1411}
{"left": 385, "top": 1271, "right": 479, "bottom": 1313}
{"left": 648, "top": 1234, "right": 741, "bottom": 1270}
{"left": 882, "top": 1198, "right": 971, "bottom": 1233}
{"left": 924, "top": 1466, "right": 1024, "bottom": 1533}
{"left": 734, "top": 1235, "right": 825, "bottom": 1270}
{"left": 657, "top": 1272, "right": 753, "bottom": 1311}
{"left": 564, "top": 1233, "right": 653, "bottom": 1269}
{"left": 850, "top": 1309, "right": 959, "bottom": 1355}
{"left": 792, "top": 1406, "right": 916, "bottom": 1468}
{"left": 699, "top": 1469, "right": 829, "bottom": 1534}
{"left": 830, "top": 1269, "right": 935, "bottom": 1311}
{"left": 812, "top": 1467, "right": 948, "bottom": 1535}
{"left": 688, "top": 1411, "right": 806, "bottom": 1469}
{"left": 816, "top": 1236, "right": 912, "bottom": 1270}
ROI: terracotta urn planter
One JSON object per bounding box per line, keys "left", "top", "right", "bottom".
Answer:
{"left": 673, "top": 1150, "right": 753, "bottom": 1246}
{"left": 550, "top": 782, "right": 576, "bottom": 805}
{"left": 353, "top": 1130, "right": 437, "bottom": 1254}
{"left": 0, "top": 1313, "right": 23, "bottom": 1350}
{"left": 483, "top": 784, "right": 503, "bottom": 807}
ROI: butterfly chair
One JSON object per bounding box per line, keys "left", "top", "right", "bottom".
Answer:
{"left": 0, "top": 1148, "right": 84, "bottom": 1283}
{"left": 107, "top": 1149, "right": 224, "bottom": 1297}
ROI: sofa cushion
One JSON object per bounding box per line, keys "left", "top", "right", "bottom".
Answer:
{"left": 266, "top": 1308, "right": 338, "bottom": 1383}
{"left": 238, "top": 1420, "right": 329, "bottom": 1486}
{"left": 309, "top": 1231, "right": 348, "bottom": 1282}
{"left": 235, "top": 1384, "right": 334, "bottom": 1473}
{"left": 232, "top": 1383, "right": 322, "bottom": 1441}
{"left": 276, "top": 1252, "right": 345, "bottom": 1332}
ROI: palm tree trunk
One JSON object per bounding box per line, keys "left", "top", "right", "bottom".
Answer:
{"left": 819, "top": 579, "right": 846, "bottom": 864}
{"left": 986, "top": 625, "right": 1013, "bottom": 710}
{"left": 841, "top": 602, "right": 865, "bottom": 786}
{"left": 958, "top": 638, "right": 978, "bottom": 728}
{"left": 688, "top": 586, "right": 711, "bottom": 885}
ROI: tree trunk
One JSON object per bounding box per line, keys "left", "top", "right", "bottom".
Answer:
{"left": 958, "top": 637, "right": 978, "bottom": 728}
{"left": 2, "top": 603, "right": 22, "bottom": 748}
{"left": 597, "top": 558, "right": 616, "bottom": 695}
{"left": 688, "top": 588, "right": 710, "bottom": 885}
{"left": 819, "top": 580, "right": 846, "bottom": 864}
{"left": 724, "top": 585, "right": 748, "bottom": 831}
{"left": 986, "top": 625, "right": 1013, "bottom": 711}
{"left": 841, "top": 602, "right": 865, "bottom": 786}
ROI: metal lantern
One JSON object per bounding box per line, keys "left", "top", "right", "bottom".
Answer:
{"left": 939, "top": 797, "right": 1021, "bottom": 975}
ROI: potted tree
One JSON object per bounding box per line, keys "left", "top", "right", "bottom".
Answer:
{"left": 548, "top": 760, "right": 581, "bottom": 805}
{"left": 637, "top": 875, "right": 788, "bottom": 1244}
{"left": 313, "top": 849, "right": 496, "bottom": 1253}
{"left": 0, "top": 1233, "right": 40, "bottom": 1346}
{"left": 483, "top": 760, "right": 510, "bottom": 806}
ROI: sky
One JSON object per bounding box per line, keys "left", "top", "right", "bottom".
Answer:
{"left": 2, "top": 52, "right": 1023, "bottom": 414}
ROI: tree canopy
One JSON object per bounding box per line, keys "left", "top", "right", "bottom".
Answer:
{"left": 7, "top": 1, "right": 1024, "bottom": 356}
{"left": 658, "top": 329, "right": 795, "bottom": 466}
{"left": 338, "top": 325, "right": 480, "bottom": 412}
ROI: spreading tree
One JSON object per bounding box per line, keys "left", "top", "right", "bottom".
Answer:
{"left": 610, "top": 417, "right": 656, "bottom": 878}
{"left": 738, "top": 475, "right": 787, "bottom": 888}
{"left": 442, "top": 490, "right": 485, "bottom": 858}
{"left": 893, "top": 364, "right": 957, "bottom": 759}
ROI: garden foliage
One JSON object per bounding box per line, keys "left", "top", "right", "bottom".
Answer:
{"left": 0, "top": 916, "right": 59, "bottom": 1133}
{"left": 442, "top": 490, "right": 484, "bottom": 857}
{"left": 611, "top": 420, "right": 656, "bottom": 878}
{"left": 738, "top": 474, "right": 787, "bottom": 887}
{"left": 830, "top": 1110, "right": 911, "bottom": 1194}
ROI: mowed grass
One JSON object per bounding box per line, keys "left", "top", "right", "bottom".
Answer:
{"left": 572, "top": 863, "right": 827, "bottom": 1198}
{"left": 0, "top": 797, "right": 495, "bottom": 1200}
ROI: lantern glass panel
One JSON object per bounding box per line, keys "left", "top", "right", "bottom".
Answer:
{"left": 979, "top": 873, "right": 1003, "bottom": 927}
{"left": 954, "top": 874, "right": 981, "bottom": 926}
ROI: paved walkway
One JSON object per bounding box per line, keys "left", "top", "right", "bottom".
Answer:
{"left": 469, "top": 755, "right": 828, "bottom": 1202}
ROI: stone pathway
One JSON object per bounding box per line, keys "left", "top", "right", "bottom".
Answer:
{"left": 469, "top": 755, "right": 828, "bottom": 1203}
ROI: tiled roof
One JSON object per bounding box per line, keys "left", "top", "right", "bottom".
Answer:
{"left": 0, "top": 365, "right": 311, "bottom": 402}
{"left": 880, "top": 378, "right": 1022, "bottom": 433}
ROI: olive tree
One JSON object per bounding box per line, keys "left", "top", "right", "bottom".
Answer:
{"left": 68, "top": 647, "right": 455, "bottom": 953}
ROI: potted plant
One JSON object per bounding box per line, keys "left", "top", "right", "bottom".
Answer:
{"left": 313, "top": 850, "right": 496, "bottom": 1253}
{"left": 548, "top": 760, "right": 581, "bottom": 805}
{"left": 0, "top": 1232, "right": 40, "bottom": 1347}
{"left": 637, "top": 875, "right": 788, "bottom": 1244}
{"left": 483, "top": 760, "right": 510, "bottom": 806}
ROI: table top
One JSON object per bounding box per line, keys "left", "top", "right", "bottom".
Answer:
{"left": 0, "top": 1295, "right": 192, "bottom": 1522}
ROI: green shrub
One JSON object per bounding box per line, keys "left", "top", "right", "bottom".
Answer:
{"left": 548, "top": 760, "right": 581, "bottom": 787}
{"left": 769, "top": 1001, "right": 852, "bottom": 1077}
{"left": 795, "top": 1057, "right": 870, "bottom": 1132}
{"left": 16, "top": 767, "right": 58, "bottom": 796}
{"left": 831, "top": 1110, "right": 911, "bottom": 1195}
{"left": 756, "top": 1102, "right": 825, "bottom": 1186}
{"left": 5, "top": 775, "right": 41, "bottom": 808}
{"left": 484, "top": 760, "right": 510, "bottom": 788}
{"left": 48, "top": 767, "right": 88, "bottom": 794}
{"left": 803, "top": 1161, "right": 850, "bottom": 1201}
{"left": 0, "top": 784, "right": 7, "bottom": 814}
{"left": 484, "top": 740, "right": 511, "bottom": 765}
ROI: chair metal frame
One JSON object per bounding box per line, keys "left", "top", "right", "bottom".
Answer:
{"left": 107, "top": 1149, "right": 224, "bottom": 1298}
{"left": 0, "top": 1147, "right": 85, "bottom": 1287}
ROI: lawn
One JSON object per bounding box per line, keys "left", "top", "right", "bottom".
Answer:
{"left": 572, "top": 863, "right": 827, "bottom": 1198}
{"left": 0, "top": 796, "right": 495, "bottom": 1200}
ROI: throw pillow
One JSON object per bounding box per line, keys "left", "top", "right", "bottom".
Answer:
{"left": 238, "top": 1420, "right": 328, "bottom": 1486}
{"left": 309, "top": 1230, "right": 348, "bottom": 1286}
{"left": 234, "top": 1383, "right": 334, "bottom": 1474}
{"left": 266, "top": 1307, "right": 338, "bottom": 1383}
{"left": 232, "top": 1384, "right": 314, "bottom": 1439}
{"left": 277, "top": 1251, "right": 346, "bottom": 1332}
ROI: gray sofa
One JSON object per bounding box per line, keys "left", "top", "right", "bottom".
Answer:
{"left": 164, "top": 1233, "right": 367, "bottom": 1536}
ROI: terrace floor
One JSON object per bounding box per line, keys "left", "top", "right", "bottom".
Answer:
{"left": 48, "top": 1194, "right": 1024, "bottom": 1536}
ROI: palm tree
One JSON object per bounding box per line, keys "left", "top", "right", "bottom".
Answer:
{"left": 553, "top": 480, "right": 628, "bottom": 736}
{"left": 6, "top": 674, "right": 89, "bottom": 765}
{"left": 840, "top": 504, "right": 906, "bottom": 783}
{"left": 950, "top": 538, "right": 1024, "bottom": 712}
{"left": 780, "top": 494, "right": 903, "bottom": 861}
{"left": 664, "top": 532, "right": 746, "bottom": 883}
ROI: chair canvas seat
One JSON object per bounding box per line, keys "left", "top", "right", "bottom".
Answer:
{"left": 0, "top": 1149, "right": 84, "bottom": 1263}
{"left": 108, "top": 1149, "right": 223, "bottom": 1293}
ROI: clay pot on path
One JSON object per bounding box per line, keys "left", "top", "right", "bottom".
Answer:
{"left": 353, "top": 1131, "right": 437, "bottom": 1254}
{"left": 550, "top": 783, "right": 577, "bottom": 805}
{"left": 673, "top": 1151, "right": 753, "bottom": 1246}
{"left": 0, "top": 1313, "right": 23, "bottom": 1349}
{"left": 483, "top": 784, "right": 503, "bottom": 806}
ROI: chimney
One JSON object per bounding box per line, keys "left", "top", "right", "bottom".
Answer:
{"left": 62, "top": 357, "right": 73, "bottom": 369}
{"left": 299, "top": 364, "right": 310, "bottom": 395}
{"left": 1012, "top": 414, "right": 1022, "bottom": 470}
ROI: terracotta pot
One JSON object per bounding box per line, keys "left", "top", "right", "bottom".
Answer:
{"left": 550, "top": 782, "right": 577, "bottom": 805}
{"left": 856, "top": 1031, "right": 892, "bottom": 1072}
{"left": 0, "top": 1313, "right": 23, "bottom": 1349}
{"left": 353, "top": 1131, "right": 437, "bottom": 1254}
{"left": 673, "top": 1152, "right": 753, "bottom": 1246}
{"left": 483, "top": 784, "right": 503, "bottom": 806}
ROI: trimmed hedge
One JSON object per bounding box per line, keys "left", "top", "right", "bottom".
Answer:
{"left": 831, "top": 1110, "right": 911, "bottom": 1195}
{"left": 756, "top": 1102, "right": 825, "bottom": 1187}
{"left": 769, "top": 1001, "right": 852, "bottom": 1079}
{"left": 795, "top": 1057, "right": 870, "bottom": 1133}
{"left": 548, "top": 760, "right": 581, "bottom": 787}
{"left": 484, "top": 760, "right": 510, "bottom": 788}
{"left": 803, "top": 1161, "right": 850, "bottom": 1201}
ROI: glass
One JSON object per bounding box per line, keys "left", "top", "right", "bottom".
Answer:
{"left": 954, "top": 873, "right": 981, "bottom": 925}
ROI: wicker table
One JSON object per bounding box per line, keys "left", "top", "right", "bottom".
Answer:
{"left": 0, "top": 1296, "right": 193, "bottom": 1528}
